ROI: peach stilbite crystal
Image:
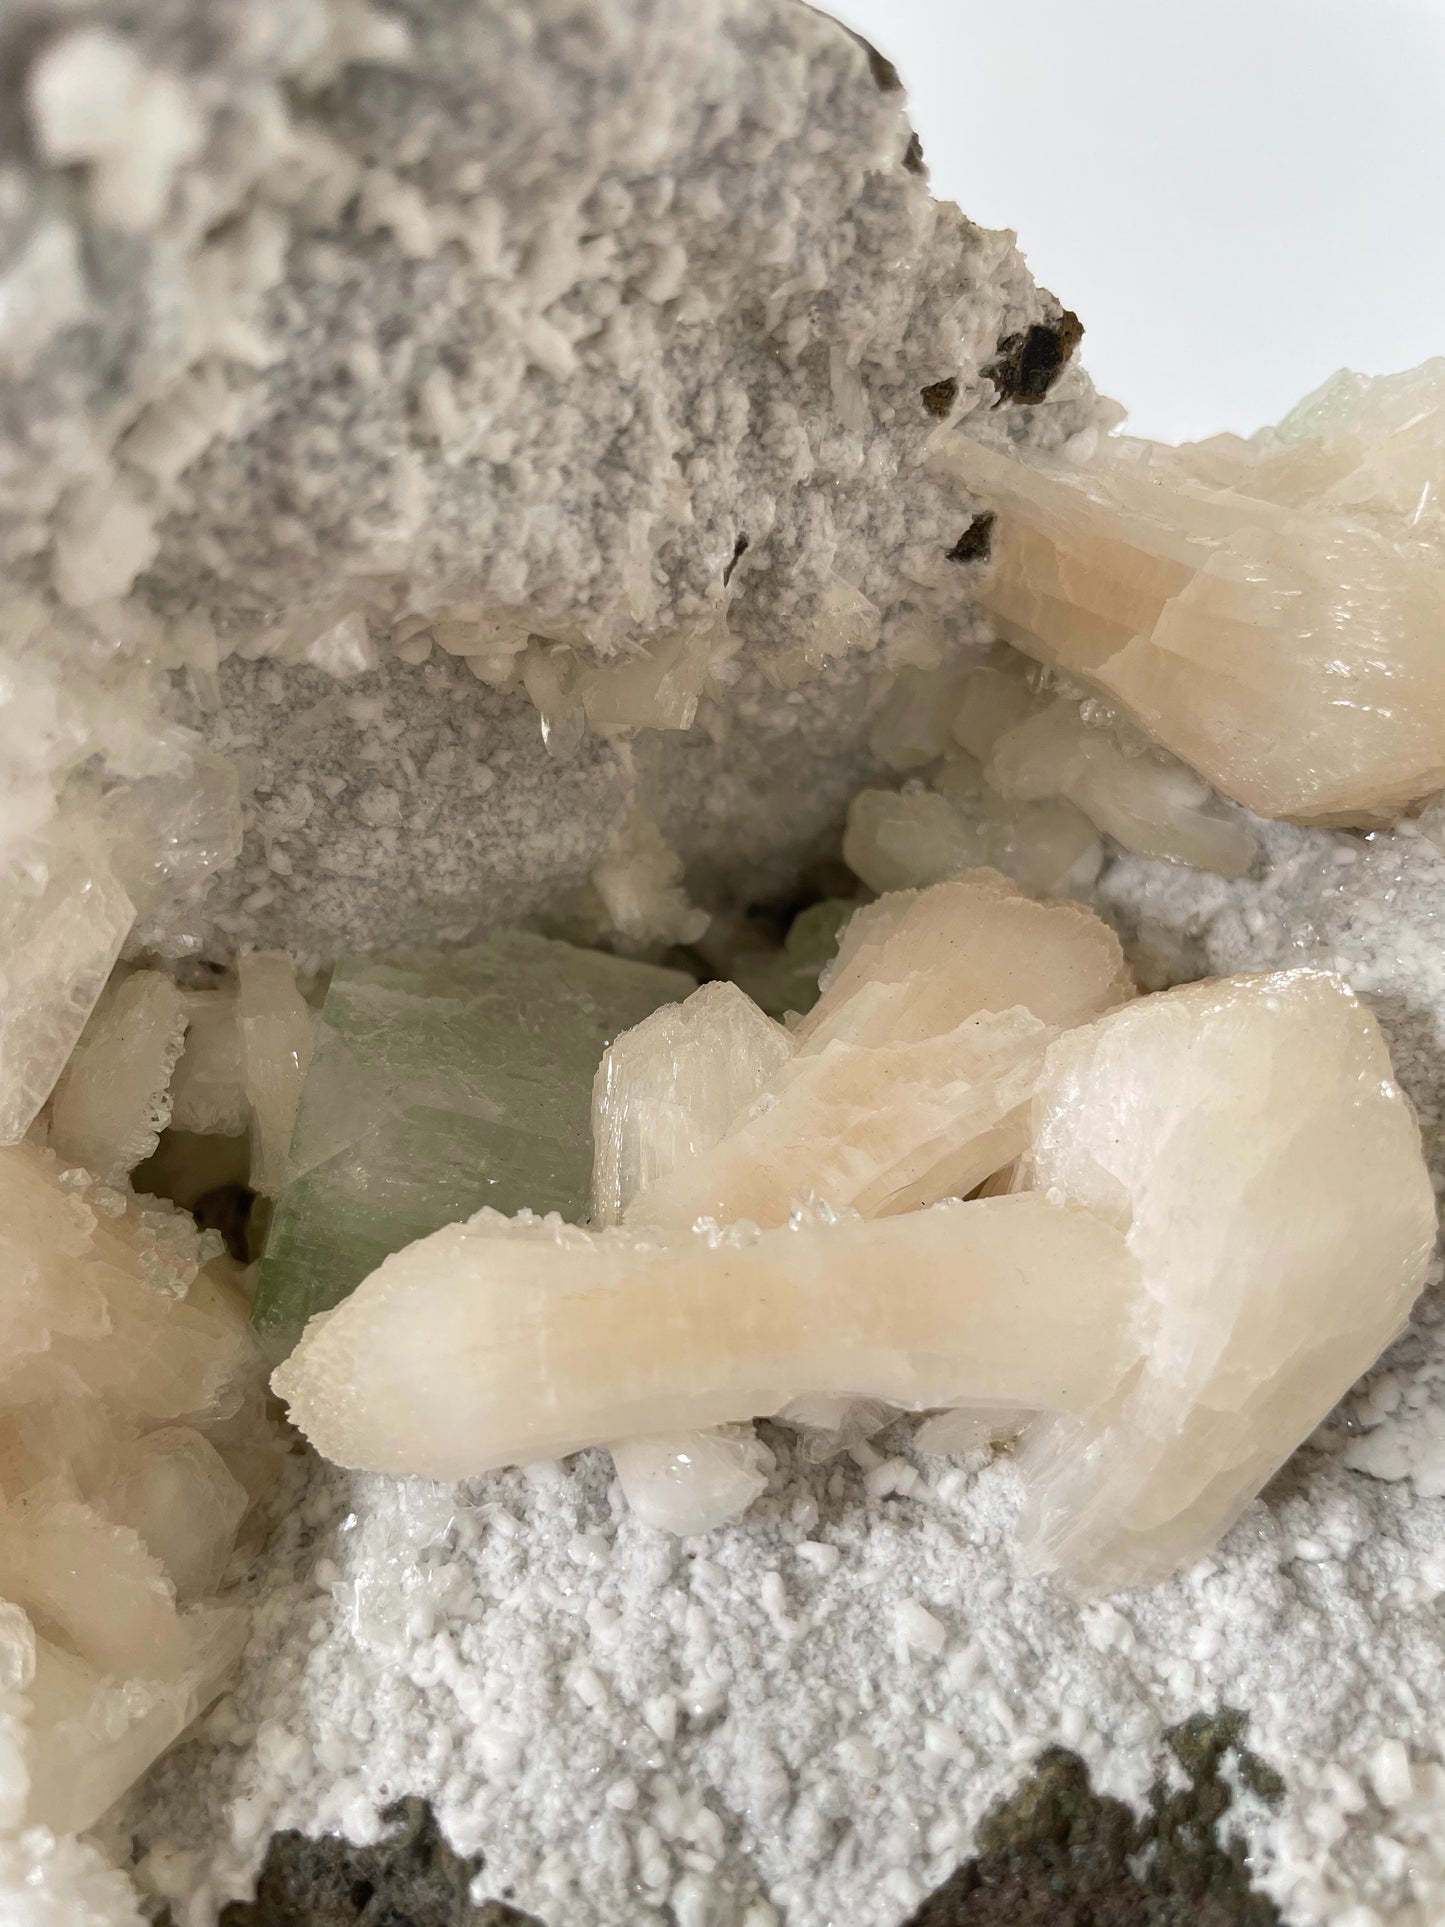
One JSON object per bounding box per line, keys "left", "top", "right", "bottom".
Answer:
{"left": 592, "top": 979, "right": 793, "bottom": 1527}
{"left": 272, "top": 1197, "right": 1140, "bottom": 1481}
{"left": 629, "top": 1005, "right": 1050, "bottom": 1229}
{"left": 274, "top": 942, "right": 1431, "bottom": 1588}
{"left": 0, "top": 1143, "right": 277, "bottom": 1833}
{"left": 799, "top": 869, "right": 1133, "bottom": 1052}
{"left": 935, "top": 360, "right": 1445, "bottom": 824}
{"left": 1015, "top": 968, "right": 1436, "bottom": 1594}
{"left": 620, "top": 874, "right": 1130, "bottom": 1230}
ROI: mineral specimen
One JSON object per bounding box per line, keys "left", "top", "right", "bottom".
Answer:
{"left": 168, "top": 983, "right": 247, "bottom": 1138}
{"left": 0, "top": 826, "right": 133, "bottom": 1147}
{"left": 252, "top": 934, "right": 693, "bottom": 1358}
{"left": 0, "top": 1143, "right": 276, "bottom": 1834}
{"left": 1015, "top": 969, "right": 1436, "bottom": 1593}
{"left": 934, "top": 358, "right": 1445, "bottom": 825}
{"left": 236, "top": 953, "right": 314, "bottom": 1199}
{"left": 48, "top": 969, "right": 187, "bottom": 1183}
{"left": 610, "top": 1427, "right": 776, "bottom": 1536}
{"left": 617, "top": 875, "right": 1130, "bottom": 1228}
{"left": 591, "top": 981, "right": 792, "bottom": 1228}
{"left": 798, "top": 869, "right": 1133, "bottom": 1052}
{"left": 591, "top": 876, "right": 1132, "bottom": 1525}
{"left": 276, "top": 947, "right": 1433, "bottom": 1596}
{"left": 851, "top": 639, "right": 1258, "bottom": 895}
{"left": 271, "top": 1196, "right": 1139, "bottom": 1481}
{"left": 628, "top": 1005, "right": 1051, "bottom": 1229}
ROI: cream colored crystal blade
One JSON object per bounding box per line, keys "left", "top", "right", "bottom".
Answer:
{"left": 935, "top": 401, "right": 1445, "bottom": 824}
{"left": 984, "top": 698, "right": 1256, "bottom": 878}
{"left": 0, "top": 1143, "right": 274, "bottom": 1828}
{"left": 801, "top": 870, "right": 1133, "bottom": 1052}
{"left": 0, "top": 828, "right": 134, "bottom": 1146}
{"left": 1015, "top": 968, "right": 1436, "bottom": 1594}
{"left": 841, "top": 789, "right": 990, "bottom": 895}
{"left": 168, "top": 986, "right": 247, "bottom": 1137}
{"left": 237, "top": 950, "right": 314, "bottom": 1196}
{"left": 591, "top": 980, "right": 793, "bottom": 1226}
{"left": 22, "top": 1606, "right": 247, "bottom": 1837}
{"left": 626, "top": 1005, "right": 1049, "bottom": 1228}
{"left": 272, "top": 1196, "right": 1139, "bottom": 1481}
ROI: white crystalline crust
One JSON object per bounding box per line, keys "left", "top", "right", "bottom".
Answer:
{"left": 0, "top": 0, "right": 1108, "bottom": 984}
{"left": 934, "top": 359, "right": 1445, "bottom": 825}
{"left": 0, "top": 1144, "right": 278, "bottom": 1838}
{"left": 0, "top": 1828, "right": 145, "bottom": 1927}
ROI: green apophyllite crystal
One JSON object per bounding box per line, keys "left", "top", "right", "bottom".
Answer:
{"left": 251, "top": 932, "right": 693, "bottom": 1357}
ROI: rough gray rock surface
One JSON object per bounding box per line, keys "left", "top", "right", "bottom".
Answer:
{"left": 3, "top": 0, "right": 1102, "bottom": 956}
{"left": 4, "top": 0, "right": 1092, "bottom": 645}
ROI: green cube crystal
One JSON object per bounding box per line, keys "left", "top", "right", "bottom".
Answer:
{"left": 251, "top": 932, "right": 693, "bottom": 1357}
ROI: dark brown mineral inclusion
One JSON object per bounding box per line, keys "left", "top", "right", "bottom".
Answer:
{"left": 986, "top": 311, "right": 1085, "bottom": 405}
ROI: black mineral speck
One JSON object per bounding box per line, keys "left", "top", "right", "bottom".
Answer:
{"left": 723, "top": 531, "right": 750, "bottom": 585}
{"left": 920, "top": 377, "right": 959, "bottom": 419}
{"left": 985, "top": 310, "right": 1085, "bottom": 404}
{"left": 903, "top": 129, "right": 926, "bottom": 174}
{"left": 217, "top": 1801, "right": 541, "bottom": 1927}
{"left": 945, "top": 512, "right": 995, "bottom": 564}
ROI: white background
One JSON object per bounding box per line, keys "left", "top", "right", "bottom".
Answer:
{"left": 828, "top": 0, "right": 1445, "bottom": 443}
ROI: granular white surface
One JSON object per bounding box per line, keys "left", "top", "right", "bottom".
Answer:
{"left": 117, "top": 817, "right": 1445, "bottom": 1927}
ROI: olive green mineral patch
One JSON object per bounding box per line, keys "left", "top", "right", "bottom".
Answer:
{"left": 905, "top": 1713, "right": 1281, "bottom": 1926}
{"left": 216, "top": 1799, "right": 540, "bottom": 1927}
{"left": 250, "top": 931, "right": 692, "bottom": 1359}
